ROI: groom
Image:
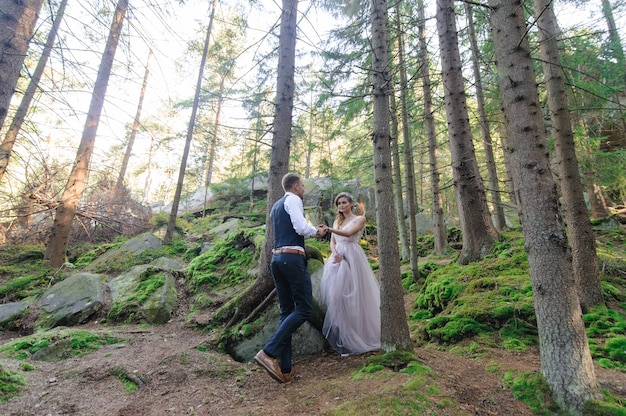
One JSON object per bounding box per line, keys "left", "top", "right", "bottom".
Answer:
{"left": 254, "top": 172, "right": 327, "bottom": 383}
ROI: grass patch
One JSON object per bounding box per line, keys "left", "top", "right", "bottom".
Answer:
{"left": 187, "top": 228, "right": 262, "bottom": 291}
{"left": 502, "top": 370, "right": 563, "bottom": 415}
{"left": 0, "top": 329, "right": 124, "bottom": 360}
{"left": 0, "top": 364, "right": 26, "bottom": 403}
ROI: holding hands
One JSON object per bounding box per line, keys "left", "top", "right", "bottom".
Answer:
{"left": 316, "top": 224, "right": 329, "bottom": 237}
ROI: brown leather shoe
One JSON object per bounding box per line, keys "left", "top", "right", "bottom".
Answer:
{"left": 282, "top": 366, "right": 296, "bottom": 383}
{"left": 254, "top": 350, "right": 287, "bottom": 383}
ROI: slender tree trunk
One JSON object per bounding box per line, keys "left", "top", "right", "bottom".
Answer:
{"left": 601, "top": 0, "right": 625, "bottom": 82}
{"left": 489, "top": 0, "right": 601, "bottom": 412}
{"left": 117, "top": 49, "right": 152, "bottom": 190}
{"left": 418, "top": 0, "right": 446, "bottom": 255}
{"left": 436, "top": 0, "right": 499, "bottom": 264}
{"left": 204, "top": 74, "right": 225, "bottom": 187}
{"left": 164, "top": 0, "right": 217, "bottom": 244}
{"left": 44, "top": 0, "right": 128, "bottom": 266}
{"left": 0, "top": 0, "right": 44, "bottom": 131}
{"left": 389, "top": 85, "right": 410, "bottom": 261}
{"left": 394, "top": 2, "right": 419, "bottom": 280}
{"left": 219, "top": 0, "right": 299, "bottom": 327}
{"left": 0, "top": 0, "right": 64, "bottom": 182}
{"left": 371, "top": 0, "right": 412, "bottom": 352}
{"left": 534, "top": 0, "right": 604, "bottom": 310}
{"left": 464, "top": 3, "right": 506, "bottom": 231}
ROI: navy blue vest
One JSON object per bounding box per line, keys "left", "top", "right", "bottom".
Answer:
{"left": 271, "top": 194, "right": 305, "bottom": 249}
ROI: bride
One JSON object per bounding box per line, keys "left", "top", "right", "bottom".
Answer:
{"left": 320, "top": 192, "right": 381, "bottom": 356}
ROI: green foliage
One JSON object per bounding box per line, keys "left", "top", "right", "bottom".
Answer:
{"left": 502, "top": 371, "right": 563, "bottom": 415}
{"left": 0, "top": 273, "right": 49, "bottom": 300}
{"left": 71, "top": 239, "right": 126, "bottom": 268}
{"left": 187, "top": 228, "right": 262, "bottom": 291}
{"left": 0, "top": 244, "right": 51, "bottom": 301}
{"left": 107, "top": 269, "right": 166, "bottom": 323}
{"left": 414, "top": 271, "right": 466, "bottom": 314}
{"left": 366, "top": 350, "right": 418, "bottom": 372}
{"left": 422, "top": 316, "right": 491, "bottom": 344}
{"left": 584, "top": 306, "right": 626, "bottom": 338}
{"left": 0, "top": 329, "right": 124, "bottom": 360}
{"left": 0, "top": 365, "right": 26, "bottom": 403}
{"left": 410, "top": 232, "right": 540, "bottom": 348}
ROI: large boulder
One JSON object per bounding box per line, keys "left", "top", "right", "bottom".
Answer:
{"left": 0, "top": 301, "right": 29, "bottom": 330}
{"left": 108, "top": 257, "right": 179, "bottom": 324}
{"left": 35, "top": 273, "right": 105, "bottom": 331}
{"left": 225, "top": 257, "right": 327, "bottom": 364}
{"left": 86, "top": 233, "right": 163, "bottom": 273}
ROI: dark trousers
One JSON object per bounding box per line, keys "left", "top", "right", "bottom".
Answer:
{"left": 263, "top": 253, "right": 313, "bottom": 373}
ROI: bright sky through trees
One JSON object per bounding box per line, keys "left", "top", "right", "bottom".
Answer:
{"left": 7, "top": 0, "right": 625, "bottom": 204}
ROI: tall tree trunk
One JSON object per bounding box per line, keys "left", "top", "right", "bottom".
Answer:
{"left": 44, "top": 0, "right": 128, "bottom": 266}
{"left": 117, "top": 49, "right": 152, "bottom": 190}
{"left": 0, "top": 0, "right": 44, "bottom": 131}
{"left": 489, "top": 0, "right": 602, "bottom": 412}
{"left": 371, "top": 0, "right": 412, "bottom": 352}
{"left": 436, "top": 0, "right": 499, "bottom": 264}
{"left": 0, "top": 0, "right": 64, "bottom": 182}
{"left": 534, "top": 0, "right": 604, "bottom": 311}
{"left": 164, "top": 0, "right": 217, "bottom": 244}
{"left": 394, "top": 2, "right": 419, "bottom": 281}
{"left": 418, "top": 0, "right": 446, "bottom": 255}
{"left": 389, "top": 85, "right": 410, "bottom": 261}
{"left": 601, "top": 0, "right": 625, "bottom": 82}
{"left": 464, "top": 3, "right": 506, "bottom": 231}
{"left": 204, "top": 74, "right": 225, "bottom": 187}
{"left": 219, "top": 0, "right": 299, "bottom": 328}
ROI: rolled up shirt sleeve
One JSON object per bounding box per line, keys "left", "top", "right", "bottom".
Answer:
{"left": 284, "top": 193, "right": 318, "bottom": 238}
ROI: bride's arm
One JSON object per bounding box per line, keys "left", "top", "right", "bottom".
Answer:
{"left": 328, "top": 216, "right": 366, "bottom": 237}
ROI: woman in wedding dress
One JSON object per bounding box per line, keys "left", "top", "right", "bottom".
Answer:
{"left": 320, "top": 192, "right": 381, "bottom": 356}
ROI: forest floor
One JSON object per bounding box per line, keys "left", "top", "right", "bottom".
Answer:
{"left": 1, "top": 293, "right": 625, "bottom": 416}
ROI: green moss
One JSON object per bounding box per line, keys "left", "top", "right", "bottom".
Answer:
{"left": 0, "top": 365, "right": 26, "bottom": 403}
{"left": 502, "top": 370, "right": 563, "bottom": 415}
{"left": 584, "top": 305, "right": 626, "bottom": 338}
{"left": 0, "top": 329, "right": 124, "bottom": 360}
{"left": 422, "top": 315, "right": 490, "bottom": 343}
{"left": 107, "top": 268, "right": 167, "bottom": 323}
{"left": 187, "top": 228, "right": 262, "bottom": 292}
{"left": 583, "top": 400, "right": 626, "bottom": 416}
{"left": 414, "top": 272, "right": 466, "bottom": 314}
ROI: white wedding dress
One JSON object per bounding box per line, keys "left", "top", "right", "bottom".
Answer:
{"left": 320, "top": 217, "right": 381, "bottom": 355}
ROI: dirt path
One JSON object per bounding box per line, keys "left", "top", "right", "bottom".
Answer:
{"left": 2, "top": 317, "right": 623, "bottom": 416}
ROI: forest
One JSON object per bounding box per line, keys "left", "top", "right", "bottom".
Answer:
{"left": 1, "top": 0, "right": 626, "bottom": 414}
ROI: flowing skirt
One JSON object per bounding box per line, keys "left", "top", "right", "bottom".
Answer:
{"left": 320, "top": 241, "right": 381, "bottom": 355}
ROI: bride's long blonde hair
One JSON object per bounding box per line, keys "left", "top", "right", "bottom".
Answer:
{"left": 334, "top": 192, "right": 365, "bottom": 227}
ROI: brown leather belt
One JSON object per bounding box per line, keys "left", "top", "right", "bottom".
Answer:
{"left": 272, "top": 248, "right": 305, "bottom": 256}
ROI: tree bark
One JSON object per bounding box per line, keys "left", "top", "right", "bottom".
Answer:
{"left": 489, "top": 0, "right": 602, "bottom": 412}
{"left": 534, "top": 0, "right": 604, "bottom": 310}
{"left": 220, "top": 0, "right": 299, "bottom": 328}
{"left": 44, "top": 0, "right": 128, "bottom": 267}
{"left": 436, "top": 0, "right": 499, "bottom": 264}
{"left": 0, "top": 0, "right": 44, "bottom": 131}
{"left": 389, "top": 84, "right": 410, "bottom": 261}
{"left": 164, "top": 0, "right": 217, "bottom": 244}
{"left": 418, "top": 0, "right": 447, "bottom": 255}
{"left": 117, "top": 50, "right": 152, "bottom": 190}
{"left": 371, "top": 0, "right": 412, "bottom": 352}
{"left": 394, "top": 2, "right": 419, "bottom": 281}
{"left": 0, "top": 0, "right": 63, "bottom": 182}
{"left": 464, "top": 2, "right": 506, "bottom": 231}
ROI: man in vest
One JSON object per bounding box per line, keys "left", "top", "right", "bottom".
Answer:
{"left": 255, "top": 172, "right": 328, "bottom": 383}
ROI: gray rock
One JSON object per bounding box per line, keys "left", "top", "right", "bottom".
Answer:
{"left": 109, "top": 260, "right": 178, "bottom": 324}
{"left": 86, "top": 233, "right": 163, "bottom": 272}
{"left": 0, "top": 301, "right": 29, "bottom": 329}
{"left": 36, "top": 273, "right": 105, "bottom": 331}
